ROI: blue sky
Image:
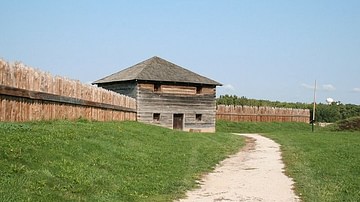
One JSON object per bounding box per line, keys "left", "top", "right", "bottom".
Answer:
{"left": 1, "top": 0, "right": 359, "bottom": 104}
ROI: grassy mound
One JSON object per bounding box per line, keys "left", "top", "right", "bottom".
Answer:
{"left": 327, "top": 116, "right": 360, "bottom": 131}
{"left": 0, "top": 120, "right": 244, "bottom": 201}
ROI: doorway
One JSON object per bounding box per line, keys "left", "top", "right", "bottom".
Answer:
{"left": 173, "top": 114, "right": 184, "bottom": 130}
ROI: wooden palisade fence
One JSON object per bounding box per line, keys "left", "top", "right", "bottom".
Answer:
{"left": 0, "top": 59, "right": 137, "bottom": 122}
{"left": 216, "top": 105, "right": 310, "bottom": 123}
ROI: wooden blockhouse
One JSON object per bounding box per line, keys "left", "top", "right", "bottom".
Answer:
{"left": 93, "top": 56, "right": 222, "bottom": 132}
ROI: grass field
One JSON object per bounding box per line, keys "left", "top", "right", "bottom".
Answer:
{"left": 0, "top": 120, "right": 244, "bottom": 201}
{"left": 2, "top": 119, "right": 359, "bottom": 201}
{"left": 217, "top": 120, "right": 360, "bottom": 202}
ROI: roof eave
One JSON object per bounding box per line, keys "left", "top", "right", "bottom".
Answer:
{"left": 93, "top": 79, "right": 222, "bottom": 87}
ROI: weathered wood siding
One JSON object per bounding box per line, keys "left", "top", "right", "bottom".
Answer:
{"left": 161, "top": 85, "right": 196, "bottom": 95}
{"left": 216, "top": 105, "right": 310, "bottom": 123}
{"left": 97, "top": 81, "right": 137, "bottom": 99}
{"left": 137, "top": 83, "right": 217, "bottom": 132}
{"left": 0, "top": 59, "right": 137, "bottom": 122}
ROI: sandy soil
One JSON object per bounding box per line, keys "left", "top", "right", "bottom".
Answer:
{"left": 177, "top": 134, "right": 300, "bottom": 202}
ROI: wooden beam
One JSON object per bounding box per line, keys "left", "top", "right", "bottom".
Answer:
{"left": 0, "top": 85, "right": 136, "bottom": 113}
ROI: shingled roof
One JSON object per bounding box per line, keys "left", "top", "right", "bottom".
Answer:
{"left": 93, "top": 56, "right": 222, "bottom": 86}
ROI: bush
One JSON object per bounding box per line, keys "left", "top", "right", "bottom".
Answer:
{"left": 329, "top": 117, "right": 360, "bottom": 131}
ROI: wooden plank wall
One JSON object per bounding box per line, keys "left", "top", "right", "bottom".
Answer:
{"left": 137, "top": 83, "right": 217, "bottom": 132}
{"left": 161, "top": 85, "right": 196, "bottom": 95}
{"left": 0, "top": 59, "right": 137, "bottom": 122}
{"left": 97, "top": 81, "right": 137, "bottom": 99}
{"left": 216, "top": 105, "right": 310, "bottom": 123}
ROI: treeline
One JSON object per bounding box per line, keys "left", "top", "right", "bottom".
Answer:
{"left": 217, "top": 95, "right": 360, "bottom": 123}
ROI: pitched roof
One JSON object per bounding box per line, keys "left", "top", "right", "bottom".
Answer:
{"left": 93, "top": 56, "right": 222, "bottom": 86}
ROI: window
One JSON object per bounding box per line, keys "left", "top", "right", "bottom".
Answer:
{"left": 196, "top": 114, "right": 202, "bottom": 121}
{"left": 154, "top": 84, "right": 161, "bottom": 92}
{"left": 196, "top": 86, "right": 202, "bottom": 94}
{"left": 153, "top": 113, "right": 160, "bottom": 122}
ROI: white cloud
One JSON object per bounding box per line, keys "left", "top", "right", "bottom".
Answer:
{"left": 222, "top": 84, "right": 235, "bottom": 91}
{"left": 301, "top": 83, "right": 336, "bottom": 91}
{"left": 322, "top": 84, "right": 336, "bottom": 91}
{"left": 353, "top": 87, "right": 360, "bottom": 93}
{"left": 301, "top": 83, "right": 314, "bottom": 89}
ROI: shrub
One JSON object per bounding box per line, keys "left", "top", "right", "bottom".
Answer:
{"left": 329, "top": 116, "right": 360, "bottom": 131}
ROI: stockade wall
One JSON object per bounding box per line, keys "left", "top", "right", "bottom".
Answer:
{"left": 0, "top": 59, "right": 137, "bottom": 122}
{"left": 216, "top": 105, "right": 310, "bottom": 123}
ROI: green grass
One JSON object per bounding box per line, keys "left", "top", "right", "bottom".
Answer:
{"left": 0, "top": 120, "right": 244, "bottom": 202}
{"left": 217, "top": 120, "right": 360, "bottom": 202}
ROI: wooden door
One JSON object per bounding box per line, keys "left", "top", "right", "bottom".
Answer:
{"left": 173, "top": 114, "right": 184, "bottom": 130}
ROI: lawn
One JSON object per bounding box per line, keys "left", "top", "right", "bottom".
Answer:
{"left": 3, "top": 119, "right": 359, "bottom": 201}
{"left": 217, "top": 120, "right": 360, "bottom": 202}
{"left": 0, "top": 120, "right": 244, "bottom": 201}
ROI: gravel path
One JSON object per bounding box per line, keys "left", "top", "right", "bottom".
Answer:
{"left": 177, "top": 134, "right": 300, "bottom": 202}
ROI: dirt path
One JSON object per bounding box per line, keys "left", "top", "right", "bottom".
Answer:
{"left": 177, "top": 134, "right": 300, "bottom": 202}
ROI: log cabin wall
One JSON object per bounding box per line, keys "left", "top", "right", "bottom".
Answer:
{"left": 97, "top": 81, "right": 138, "bottom": 99}
{"left": 136, "top": 82, "right": 217, "bottom": 132}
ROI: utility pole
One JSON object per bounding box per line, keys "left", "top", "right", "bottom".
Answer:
{"left": 312, "top": 80, "right": 317, "bottom": 132}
